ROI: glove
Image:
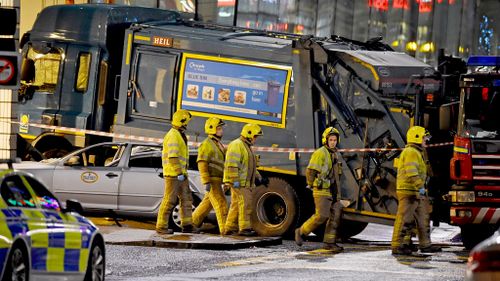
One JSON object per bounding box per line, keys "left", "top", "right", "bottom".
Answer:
{"left": 177, "top": 174, "right": 186, "bottom": 181}
{"left": 306, "top": 185, "right": 313, "bottom": 191}
{"left": 419, "top": 187, "right": 426, "bottom": 196}
{"left": 233, "top": 181, "right": 240, "bottom": 188}
{"left": 204, "top": 183, "right": 211, "bottom": 192}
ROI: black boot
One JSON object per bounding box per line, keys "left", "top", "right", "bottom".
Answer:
{"left": 182, "top": 225, "right": 200, "bottom": 234}
{"left": 295, "top": 228, "right": 304, "bottom": 246}
{"left": 238, "top": 229, "right": 257, "bottom": 237}
{"left": 392, "top": 246, "right": 412, "bottom": 255}
{"left": 420, "top": 245, "right": 442, "bottom": 253}
{"left": 156, "top": 228, "right": 173, "bottom": 235}
{"left": 324, "top": 243, "right": 343, "bottom": 252}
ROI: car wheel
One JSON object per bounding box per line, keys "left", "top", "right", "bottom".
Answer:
{"left": 252, "top": 177, "right": 299, "bottom": 237}
{"left": 84, "top": 239, "right": 105, "bottom": 281}
{"left": 169, "top": 195, "right": 200, "bottom": 231}
{"left": 4, "top": 243, "right": 28, "bottom": 281}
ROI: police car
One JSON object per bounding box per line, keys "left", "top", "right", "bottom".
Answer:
{"left": 0, "top": 168, "right": 105, "bottom": 281}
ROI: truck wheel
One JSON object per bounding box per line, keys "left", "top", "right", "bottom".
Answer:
{"left": 313, "top": 219, "right": 368, "bottom": 241}
{"left": 41, "top": 148, "right": 70, "bottom": 159}
{"left": 460, "top": 225, "right": 497, "bottom": 250}
{"left": 252, "top": 177, "right": 299, "bottom": 237}
{"left": 338, "top": 219, "right": 368, "bottom": 239}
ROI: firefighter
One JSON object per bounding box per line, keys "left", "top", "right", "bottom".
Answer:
{"left": 156, "top": 109, "right": 195, "bottom": 234}
{"left": 295, "top": 127, "right": 344, "bottom": 252}
{"left": 192, "top": 117, "right": 228, "bottom": 234}
{"left": 223, "top": 123, "right": 265, "bottom": 236}
{"left": 391, "top": 126, "right": 442, "bottom": 255}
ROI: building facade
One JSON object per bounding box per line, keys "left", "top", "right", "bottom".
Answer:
{"left": 19, "top": 0, "right": 500, "bottom": 65}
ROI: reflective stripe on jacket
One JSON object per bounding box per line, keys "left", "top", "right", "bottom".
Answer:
{"left": 162, "top": 128, "right": 188, "bottom": 177}
{"left": 396, "top": 144, "right": 426, "bottom": 195}
{"left": 307, "top": 146, "right": 339, "bottom": 190}
{"left": 223, "top": 138, "right": 256, "bottom": 188}
{"left": 197, "top": 136, "right": 226, "bottom": 183}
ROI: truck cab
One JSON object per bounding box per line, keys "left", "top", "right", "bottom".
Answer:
{"left": 17, "top": 4, "right": 179, "bottom": 159}
{"left": 449, "top": 56, "right": 500, "bottom": 249}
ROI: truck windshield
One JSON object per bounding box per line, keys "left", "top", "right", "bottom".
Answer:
{"left": 459, "top": 87, "right": 500, "bottom": 139}
{"left": 21, "top": 46, "right": 62, "bottom": 93}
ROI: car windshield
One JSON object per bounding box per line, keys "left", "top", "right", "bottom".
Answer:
{"left": 459, "top": 87, "right": 500, "bottom": 139}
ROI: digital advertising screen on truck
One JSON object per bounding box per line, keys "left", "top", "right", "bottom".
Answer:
{"left": 177, "top": 53, "right": 292, "bottom": 128}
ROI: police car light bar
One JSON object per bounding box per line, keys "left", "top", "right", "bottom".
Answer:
{"left": 467, "top": 56, "right": 500, "bottom": 67}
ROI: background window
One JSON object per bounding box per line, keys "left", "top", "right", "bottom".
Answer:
{"left": 75, "top": 52, "right": 91, "bottom": 92}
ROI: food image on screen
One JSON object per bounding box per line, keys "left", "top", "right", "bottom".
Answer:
{"left": 234, "top": 90, "right": 246, "bottom": 105}
{"left": 187, "top": 84, "right": 199, "bottom": 99}
{"left": 218, "top": 88, "right": 231, "bottom": 103}
{"left": 202, "top": 86, "right": 215, "bottom": 101}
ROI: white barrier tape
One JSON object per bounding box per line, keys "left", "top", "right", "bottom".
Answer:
{"left": 7, "top": 120, "right": 453, "bottom": 153}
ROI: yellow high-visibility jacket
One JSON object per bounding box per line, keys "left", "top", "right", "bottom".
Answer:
{"left": 307, "top": 146, "right": 340, "bottom": 190}
{"left": 162, "top": 128, "right": 188, "bottom": 177}
{"left": 396, "top": 144, "right": 427, "bottom": 195}
{"left": 223, "top": 137, "right": 257, "bottom": 188}
{"left": 197, "top": 136, "right": 226, "bottom": 184}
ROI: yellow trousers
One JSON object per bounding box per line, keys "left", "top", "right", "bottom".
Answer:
{"left": 224, "top": 186, "right": 253, "bottom": 233}
{"left": 192, "top": 178, "right": 228, "bottom": 233}
{"left": 391, "top": 193, "right": 431, "bottom": 249}
{"left": 156, "top": 177, "right": 193, "bottom": 230}
{"left": 300, "top": 188, "right": 342, "bottom": 243}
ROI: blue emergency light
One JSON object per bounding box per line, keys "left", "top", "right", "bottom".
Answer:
{"left": 467, "top": 56, "right": 500, "bottom": 67}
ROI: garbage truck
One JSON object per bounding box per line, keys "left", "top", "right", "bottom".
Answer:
{"left": 16, "top": 4, "right": 459, "bottom": 237}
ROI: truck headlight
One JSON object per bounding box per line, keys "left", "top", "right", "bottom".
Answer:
{"left": 456, "top": 191, "right": 475, "bottom": 202}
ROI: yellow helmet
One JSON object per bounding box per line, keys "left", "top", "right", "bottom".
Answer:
{"left": 172, "top": 109, "right": 192, "bottom": 127}
{"left": 322, "top": 127, "right": 340, "bottom": 145}
{"left": 205, "top": 117, "right": 225, "bottom": 135}
{"left": 406, "top": 126, "right": 429, "bottom": 144}
{"left": 241, "top": 124, "right": 263, "bottom": 139}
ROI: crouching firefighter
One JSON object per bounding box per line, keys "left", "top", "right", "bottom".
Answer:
{"left": 156, "top": 109, "right": 196, "bottom": 234}
{"left": 391, "top": 126, "right": 442, "bottom": 255}
{"left": 223, "top": 124, "right": 265, "bottom": 236}
{"left": 192, "top": 117, "right": 228, "bottom": 234}
{"left": 295, "top": 127, "right": 344, "bottom": 252}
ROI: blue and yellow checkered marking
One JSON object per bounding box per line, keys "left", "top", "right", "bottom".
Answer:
{"left": 1, "top": 208, "right": 94, "bottom": 274}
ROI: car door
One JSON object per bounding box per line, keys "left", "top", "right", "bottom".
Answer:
{"left": 52, "top": 143, "right": 123, "bottom": 210}
{"left": 24, "top": 175, "right": 86, "bottom": 274}
{"left": 118, "top": 145, "right": 164, "bottom": 213}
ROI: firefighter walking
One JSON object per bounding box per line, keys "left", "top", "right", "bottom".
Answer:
{"left": 391, "top": 126, "right": 442, "bottom": 255}
{"left": 156, "top": 109, "right": 196, "bottom": 234}
{"left": 223, "top": 123, "right": 264, "bottom": 236}
{"left": 192, "top": 117, "right": 228, "bottom": 234}
{"left": 295, "top": 127, "right": 344, "bottom": 252}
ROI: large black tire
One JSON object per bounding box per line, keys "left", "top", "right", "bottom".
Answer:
{"left": 461, "top": 225, "right": 497, "bottom": 250}
{"left": 84, "top": 237, "right": 105, "bottom": 281}
{"left": 338, "top": 219, "right": 368, "bottom": 240}
{"left": 312, "top": 219, "right": 368, "bottom": 241}
{"left": 252, "top": 177, "right": 299, "bottom": 237}
{"left": 3, "top": 243, "right": 29, "bottom": 281}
